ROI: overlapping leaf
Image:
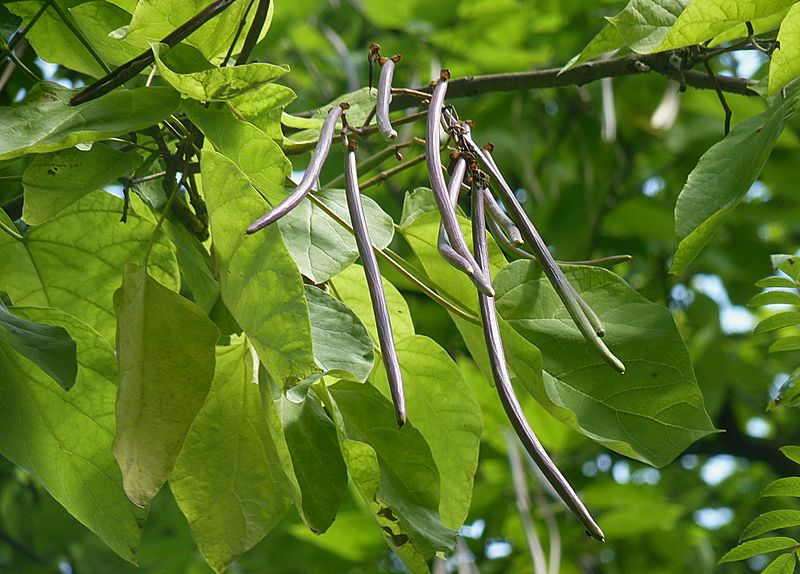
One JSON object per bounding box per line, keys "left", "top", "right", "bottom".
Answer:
{"left": 772, "top": 4, "right": 800, "bottom": 94}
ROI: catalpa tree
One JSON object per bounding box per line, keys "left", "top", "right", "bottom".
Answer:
{"left": 0, "top": 1, "right": 799, "bottom": 573}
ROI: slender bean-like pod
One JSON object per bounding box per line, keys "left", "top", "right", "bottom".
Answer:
{"left": 247, "top": 104, "right": 345, "bottom": 234}
{"left": 471, "top": 183, "right": 605, "bottom": 542}
{"left": 437, "top": 155, "right": 473, "bottom": 274}
{"left": 377, "top": 56, "right": 400, "bottom": 141}
{"left": 484, "top": 190, "right": 523, "bottom": 244}
{"left": 344, "top": 138, "right": 406, "bottom": 427}
{"left": 461, "top": 129, "right": 624, "bottom": 373}
{"left": 426, "top": 71, "right": 494, "bottom": 296}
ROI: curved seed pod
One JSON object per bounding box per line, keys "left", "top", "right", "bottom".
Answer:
{"left": 377, "top": 56, "right": 400, "bottom": 141}
{"left": 344, "top": 138, "right": 406, "bottom": 427}
{"left": 425, "top": 70, "right": 494, "bottom": 296}
{"left": 247, "top": 104, "right": 345, "bottom": 234}
{"left": 461, "top": 129, "right": 624, "bottom": 373}
{"left": 484, "top": 191, "right": 523, "bottom": 244}
{"left": 437, "top": 154, "right": 473, "bottom": 274}
{"left": 471, "top": 183, "right": 605, "bottom": 542}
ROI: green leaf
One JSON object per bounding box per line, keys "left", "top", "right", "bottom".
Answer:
{"left": 657, "top": 0, "right": 796, "bottom": 51}
{"left": 185, "top": 102, "right": 289, "bottom": 205}
{"left": 562, "top": 24, "right": 625, "bottom": 71}
{"left": 781, "top": 445, "right": 800, "bottom": 465}
{"left": 741, "top": 510, "right": 800, "bottom": 541}
{"left": 0, "top": 192, "right": 179, "bottom": 343}
{"left": 305, "top": 285, "right": 374, "bottom": 382}
{"left": 201, "top": 148, "right": 318, "bottom": 388}
{"left": 152, "top": 43, "right": 289, "bottom": 101}
{"left": 322, "top": 380, "right": 456, "bottom": 570}
{"left": 279, "top": 389, "right": 347, "bottom": 534}
{"left": 371, "top": 335, "right": 483, "bottom": 529}
{"left": 279, "top": 189, "right": 395, "bottom": 284}
{"left": 170, "top": 338, "right": 294, "bottom": 573}
{"left": 0, "top": 307, "right": 145, "bottom": 563}
{"left": 22, "top": 145, "right": 141, "bottom": 225}
{"left": 770, "top": 336, "right": 800, "bottom": 352}
{"left": 774, "top": 254, "right": 800, "bottom": 282}
{"left": 762, "top": 553, "right": 798, "bottom": 574}
{"left": 671, "top": 99, "right": 790, "bottom": 274}
{"left": 762, "top": 477, "right": 800, "bottom": 497}
{"left": 124, "top": 0, "right": 273, "bottom": 63}
{"left": 768, "top": 4, "right": 800, "bottom": 95}
{"left": 0, "top": 300, "right": 77, "bottom": 390}
{"left": 0, "top": 83, "right": 180, "bottom": 161}
{"left": 718, "top": 536, "right": 798, "bottom": 563}
{"left": 494, "top": 262, "right": 717, "bottom": 467}
{"left": 755, "top": 311, "right": 800, "bottom": 334}
{"left": 329, "top": 263, "right": 415, "bottom": 345}
{"left": 757, "top": 277, "right": 799, "bottom": 289}
{"left": 749, "top": 290, "right": 800, "bottom": 307}
{"left": 112, "top": 263, "right": 219, "bottom": 507}
{"left": 608, "top": 0, "right": 689, "bottom": 53}
{"left": 709, "top": 9, "right": 789, "bottom": 46}
{"left": 768, "top": 375, "right": 800, "bottom": 410}
{"left": 229, "top": 82, "right": 297, "bottom": 140}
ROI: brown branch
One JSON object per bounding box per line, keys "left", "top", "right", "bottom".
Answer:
{"left": 390, "top": 50, "right": 758, "bottom": 109}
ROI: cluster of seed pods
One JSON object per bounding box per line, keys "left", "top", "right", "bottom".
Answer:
{"left": 246, "top": 47, "right": 629, "bottom": 541}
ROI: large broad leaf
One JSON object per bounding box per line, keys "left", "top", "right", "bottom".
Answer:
{"left": 124, "top": 0, "right": 273, "bottom": 63}
{"left": 170, "top": 338, "right": 294, "bottom": 573}
{"left": 201, "top": 148, "right": 318, "bottom": 388}
{"left": 279, "top": 189, "right": 395, "bottom": 284}
{"left": 22, "top": 145, "right": 141, "bottom": 225}
{"left": 279, "top": 389, "right": 348, "bottom": 534}
{"left": 771, "top": 4, "right": 800, "bottom": 94}
{"left": 329, "top": 263, "right": 415, "bottom": 345}
{"left": 371, "top": 335, "right": 482, "bottom": 529}
{"left": 494, "top": 262, "right": 717, "bottom": 467}
{"left": 0, "top": 192, "right": 179, "bottom": 343}
{"left": 321, "top": 381, "right": 456, "bottom": 572}
{"left": 229, "top": 82, "right": 297, "bottom": 141}
{"left": 305, "top": 285, "right": 374, "bottom": 382}
{"left": 0, "top": 300, "right": 77, "bottom": 390}
{"left": 671, "top": 97, "right": 792, "bottom": 274}
{"left": 0, "top": 307, "right": 145, "bottom": 563}
{"left": 0, "top": 83, "right": 179, "bottom": 161}
{"left": 113, "top": 263, "right": 218, "bottom": 507}
{"left": 657, "top": 0, "right": 796, "bottom": 51}
{"left": 152, "top": 43, "right": 289, "bottom": 102}
{"left": 718, "top": 536, "right": 798, "bottom": 563}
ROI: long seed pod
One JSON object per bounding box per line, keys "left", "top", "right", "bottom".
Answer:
{"left": 247, "top": 104, "right": 345, "bottom": 234}
{"left": 484, "top": 190, "right": 523, "bottom": 244}
{"left": 344, "top": 137, "right": 406, "bottom": 427}
{"left": 471, "top": 181, "right": 605, "bottom": 542}
{"left": 437, "top": 154, "right": 474, "bottom": 274}
{"left": 461, "top": 129, "right": 624, "bottom": 373}
{"left": 377, "top": 55, "right": 401, "bottom": 141}
{"left": 425, "top": 70, "right": 494, "bottom": 296}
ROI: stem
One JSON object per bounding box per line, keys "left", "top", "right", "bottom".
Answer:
{"left": 0, "top": 217, "right": 23, "bottom": 240}
{"left": 0, "top": 45, "right": 38, "bottom": 83}
{"left": 48, "top": 0, "right": 110, "bottom": 74}
{"left": 142, "top": 178, "right": 180, "bottom": 268}
{"left": 7, "top": 2, "right": 50, "bottom": 53}
{"left": 703, "top": 59, "right": 732, "bottom": 135}
{"left": 237, "top": 0, "right": 271, "bottom": 65}
{"left": 220, "top": 0, "right": 256, "bottom": 67}
{"left": 358, "top": 153, "right": 426, "bottom": 190}
{"left": 323, "top": 137, "right": 424, "bottom": 188}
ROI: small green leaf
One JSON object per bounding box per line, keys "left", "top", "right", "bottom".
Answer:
{"left": 170, "top": 338, "right": 293, "bottom": 573}
{"left": 0, "top": 300, "right": 77, "bottom": 390}
{"left": 770, "top": 337, "right": 800, "bottom": 353}
{"left": 768, "top": 4, "right": 800, "bottom": 95}
{"left": 762, "top": 552, "right": 798, "bottom": 574}
{"left": 371, "top": 335, "right": 483, "bottom": 529}
{"left": 562, "top": 25, "right": 625, "bottom": 71}
{"left": 279, "top": 189, "right": 395, "bottom": 284}
{"left": 0, "top": 83, "right": 179, "bottom": 161}
{"left": 775, "top": 255, "right": 800, "bottom": 282}
{"left": 229, "top": 83, "right": 297, "bottom": 139}
{"left": 768, "top": 375, "right": 800, "bottom": 410}
{"left": 322, "top": 380, "right": 456, "bottom": 570}
{"left": 279, "top": 389, "right": 347, "bottom": 534}
{"left": 0, "top": 307, "right": 145, "bottom": 563}
{"left": 718, "top": 536, "right": 798, "bottom": 563}
{"left": 781, "top": 445, "right": 800, "bottom": 465}
{"left": 762, "top": 478, "right": 800, "bottom": 497}
{"left": 749, "top": 291, "right": 800, "bottom": 307}
{"left": 22, "top": 145, "right": 141, "bottom": 225}
{"left": 755, "top": 312, "right": 800, "bottom": 334}
{"left": 152, "top": 43, "right": 289, "bottom": 102}
{"left": 305, "top": 285, "right": 374, "bottom": 382}
{"left": 658, "top": 0, "right": 796, "bottom": 51}
{"left": 671, "top": 99, "right": 791, "bottom": 274}
{"left": 757, "top": 277, "right": 799, "bottom": 289}
{"left": 741, "top": 510, "right": 800, "bottom": 541}
{"left": 201, "top": 148, "right": 318, "bottom": 388}
{"left": 113, "top": 264, "right": 219, "bottom": 507}
{"left": 329, "top": 263, "right": 415, "bottom": 345}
